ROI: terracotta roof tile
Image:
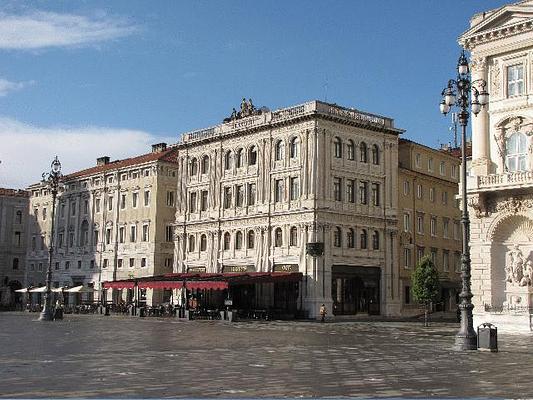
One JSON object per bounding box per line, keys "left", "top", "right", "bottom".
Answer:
{"left": 0, "top": 188, "right": 30, "bottom": 197}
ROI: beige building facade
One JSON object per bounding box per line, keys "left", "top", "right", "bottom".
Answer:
{"left": 173, "top": 100, "right": 403, "bottom": 318}
{"left": 460, "top": 0, "right": 533, "bottom": 331}
{"left": 397, "top": 140, "right": 462, "bottom": 316}
{"left": 26, "top": 144, "right": 179, "bottom": 305}
{"left": 0, "top": 188, "right": 29, "bottom": 307}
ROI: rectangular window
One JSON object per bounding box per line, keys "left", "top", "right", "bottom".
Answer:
{"left": 224, "top": 187, "right": 232, "bottom": 209}
{"left": 200, "top": 190, "right": 208, "bottom": 211}
{"left": 95, "top": 198, "right": 101, "bottom": 213}
{"left": 417, "top": 215, "right": 424, "bottom": 234}
{"left": 428, "top": 158, "right": 433, "bottom": 172}
{"left": 403, "top": 213, "right": 411, "bottom": 232}
{"left": 416, "top": 246, "right": 425, "bottom": 263}
{"left": 83, "top": 200, "right": 89, "bottom": 214}
{"left": 60, "top": 203, "right": 66, "bottom": 218}
{"left": 77, "top": 260, "right": 82, "bottom": 269}
{"left": 68, "top": 232, "right": 74, "bottom": 247}
{"left": 236, "top": 185, "right": 245, "bottom": 207}
{"left": 451, "top": 164, "right": 458, "bottom": 179}
{"left": 454, "top": 221, "right": 460, "bottom": 240}
{"left": 144, "top": 190, "right": 150, "bottom": 206}
{"left": 359, "top": 181, "right": 368, "bottom": 205}
{"left": 142, "top": 224, "right": 149, "bottom": 241}
{"left": 290, "top": 177, "right": 299, "bottom": 201}
{"left": 71, "top": 202, "right": 76, "bottom": 216}
{"left": 371, "top": 183, "right": 380, "bottom": 206}
{"left": 275, "top": 179, "right": 284, "bottom": 203}
{"left": 333, "top": 177, "right": 342, "bottom": 201}
{"left": 102, "top": 259, "right": 108, "bottom": 269}
{"left": 442, "top": 191, "right": 448, "bottom": 205}
{"left": 65, "top": 261, "right": 70, "bottom": 270}
{"left": 14, "top": 231, "right": 21, "bottom": 246}
{"left": 55, "top": 262, "right": 60, "bottom": 270}
{"left": 429, "top": 187, "right": 435, "bottom": 202}
{"left": 403, "top": 180, "right": 410, "bottom": 196}
{"left": 439, "top": 161, "right": 446, "bottom": 176}
{"left": 42, "top": 207, "right": 47, "bottom": 220}
{"left": 415, "top": 153, "right": 421, "bottom": 168}
{"left": 106, "top": 228, "right": 112, "bottom": 245}
{"left": 443, "top": 250, "right": 449, "bottom": 272}
{"left": 507, "top": 64, "right": 524, "bottom": 97}
{"left": 118, "top": 259, "right": 123, "bottom": 268}
{"left": 166, "top": 191, "right": 175, "bottom": 207}
{"left": 119, "top": 227, "right": 125, "bottom": 243}
{"left": 404, "top": 248, "right": 411, "bottom": 269}
{"left": 189, "top": 192, "right": 197, "bottom": 212}
{"left": 58, "top": 233, "right": 63, "bottom": 248}
{"left": 443, "top": 219, "right": 449, "bottom": 238}
{"left": 132, "top": 192, "right": 138, "bottom": 208}
{"left": 346, "top": 179, "right": 355, "bottom": 203}
{"left": 165, "top": 257, "right": 173, "bottom": 269}
{"left": 93, "top": 230, "right": 99, "bottom": 245}
{"left": 165, "top": 226, "right": 173, "bottom": 242}
{"left": 141, "top": 258, "right": 147, "bottom": 268}
{"left": 247, "top": 183, "right": 256, "bottom": 206}
{"left": 416, "top": 184, "right": 423, "bottom": 199}
{"left": 38, "top": 262, "right": 43, "bottom": 271}
{"left": 430, "top": 217, "right": 437, "bottom": 237}
{"left": 90, "top": 260, "right": 94, "bottom": 269}
{"left": 130, "top": 225, "right": 137, "bottom": 242}
{"left": 129, "top": 258, "right": 135, "bottom": 268}
{"left": 454, "top": 252, "right": 461, "bottom": 273}
{"left": 108, "top": 196, "right": 113, "bottom": 211}
{"left": 120, "top": 194, "right": 126, "bottom": 210}
{"left": 431, "top": 248, "right": 437, "bottom": 266}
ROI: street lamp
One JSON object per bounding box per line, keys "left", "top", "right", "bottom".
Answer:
{"left": 440, "top": 50, "right": 488, "bottom": 350}
{"left": 39, "top": 156, "right": 62, "bottom": 321}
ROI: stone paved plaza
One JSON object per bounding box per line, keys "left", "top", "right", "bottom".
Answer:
{"left": 0, "top": 313, "right": 532, "bottom": 398}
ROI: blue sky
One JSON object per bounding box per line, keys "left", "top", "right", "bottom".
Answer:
{"left": 0, "top": 0, "right": 510, "bottom": 188}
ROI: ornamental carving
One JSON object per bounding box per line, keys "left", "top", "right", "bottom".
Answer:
{"left": 223, "top": 98, "right": 265, "bottom": 123}
{"left": 467, "top": 194, "right": 484, "bottom": 218}
{"left": 470, "top": 57, "right": 487, "bottom": 72}
{"left": 490, "top": 58, "right": 501, "bottom": 98}
{"left": 487, "top": 196, "right": 533, "bottom": 215}
{"left": 505, "top": 244, "right": 532, "bottom": 287}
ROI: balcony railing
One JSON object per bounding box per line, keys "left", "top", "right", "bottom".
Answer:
{"left": 477, "top": 171, "right": 533, "bottom": 189}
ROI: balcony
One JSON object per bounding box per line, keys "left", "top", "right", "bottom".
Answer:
{"left": 474, "top": 171, "right": 533, "bottom": 192}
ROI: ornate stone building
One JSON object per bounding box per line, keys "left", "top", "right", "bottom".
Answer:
{"left": 26, "top": 144, "right": 179, "bottom": 305}
{"left": 459, "top": 0, "right": 533, "bottom": 331}
{"left": 397, "top": 139, "right": 462, "bottom": 316}
{"left": 173, "top": 100, "right": 403, "bottom": 318}
{"left": 0, "top": 188, "right": 29, "bottom": 306}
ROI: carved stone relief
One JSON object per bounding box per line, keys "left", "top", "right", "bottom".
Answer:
{"left": 489, "top": 58, "right": 501, "bottom": 98}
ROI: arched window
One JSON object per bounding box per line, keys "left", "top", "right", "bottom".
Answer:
{"left": 347, "top": 140, "right": 355, "bottom": 160}
{"left": 289, "top": 226, "right": 298, "bottom": 246}
{"left": 275, "top": 140, "right": 284, "bottom": 161}
{"left": 235, "top": 231, "right": 243, "bottom": 250}
{"left": 224, "top": 151, "right": 232, "bottom": 170}
{"left": 16, "top": 210, "right": 22, "bottom": 224}
{"left": 274, "top": 228, "right": 283, "bottom": 247}
{"left": 247, "top": 230, "right": 255, "bottom": 249}
{"left": 372, "top": 144, "right": 380, "bottom": 165}
{"left": 190, "top": 158, "right": 198, "bottom": 176}
{"left": 334, "top": 227, "right": 342, "bottom": 247}
{"left": 360, "top": 229, "right": 368, "bottom": 249}
{"left": 200, "top": 234, "right": 207, "bottom": 251}
{"left": 290, "top": 137, "right": 299, "bottom": 159}
{"left": 360, "top": 142, "right": 368, "bottom": 163}
{"left": 334, "top": 137, "right": 342, "bottom": 158}
{"left": 223, "top": 232, "right": 231, "bottom": 250}
{"left": 347, "top": 228, "right": 355, "bottom": 248}
{"left": 372, "top": 230, "right": 380, "bottom": 250}
{"left": 201, "top": 155, "right": 209, "bottom": 174}
{"left": 248, "top": 146, "right": 257, "bottom": 166}
{"left": 506, "top": 132, "right": 527, "bottom": 171}
{"left": 188, "top": 235, "right": 196, "bottom": 252}
{"left": 12, "top": 258, "right": 19, "bottom": 270}
{"left": 236, "top": 148, "right": 244, "bottom": 168}
{"left": 80, "top": 220, "right": 89, "bottom": 246}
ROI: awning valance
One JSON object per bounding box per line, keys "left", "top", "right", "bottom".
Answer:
{"left": 103, "top": 281, "right": 135, "bottom": 289}
{"left": 185, "top": 281, "right": 228, "bottom": 291}
{"left": 138, "top": 281, "right": 184, "bottom": 289}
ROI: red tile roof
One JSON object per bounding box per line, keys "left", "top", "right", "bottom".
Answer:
{"left": 65, "top": 147, "right": 179, "bottom": 180}
{"left": 0, "top": 188, "right": 30, "bottom": 197}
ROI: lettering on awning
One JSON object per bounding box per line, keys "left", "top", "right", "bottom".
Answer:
{"left": 222, "top": 265, "right": 255, "bottom": 273}
{"left": 273, "top": 264, "right": 299, "bottom": 273}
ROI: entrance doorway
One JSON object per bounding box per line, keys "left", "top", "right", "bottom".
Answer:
{"left": 331, "top": 266, "right": 380, "bottom": 315}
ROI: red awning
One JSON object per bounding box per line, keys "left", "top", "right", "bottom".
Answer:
{"left": 138, "top": 281, "right": 184, "bottom": 289}
{"left": 103, "top": 281, "right": 135, "bottom": 289}
{"left": 185, "top": 281, "right": 228, "bottom": 291}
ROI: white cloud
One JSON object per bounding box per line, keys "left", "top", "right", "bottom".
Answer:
{"left": 0, "top": 117, "right": 175, "bottom": 189}
{"left": 0, "top": 11, "right": 138, "bottom": 50}
{"left": 0, "top": 78, "right": 34, "bottom": 96}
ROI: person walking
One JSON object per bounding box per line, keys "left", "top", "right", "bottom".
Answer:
{"left": 319, "top": 303, "right": 327, "bottom": 323}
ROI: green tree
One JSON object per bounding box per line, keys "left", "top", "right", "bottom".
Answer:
{"left": 411, "top": 255, "right": 440, "bottom": 327}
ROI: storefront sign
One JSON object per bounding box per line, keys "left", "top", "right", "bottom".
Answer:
{"left": 187, "top": 266, "right": 206, "bottom": 273}
{"left": 222, "top": 265, "right": 255, "bottom": 273}
{"left": 306, "top": 242, "right": 324, "bottom": 257}
{"left": 273, "top": 264, "right": 299, "bottom": 272}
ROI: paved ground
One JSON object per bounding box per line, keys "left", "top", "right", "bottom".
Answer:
{"left": 0, "top": 313, "right": 531, "bottom": 398}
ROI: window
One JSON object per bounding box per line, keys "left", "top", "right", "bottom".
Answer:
{"left": 403, "top": 213, "right": 411, "bottom": 232}
{"left": 236, "top": 185, "right": 244, "bottom": 207}
{"left": 105, "top": 228, "right": 112, "bottom": 245}
{"left": 118, "top": 259, "right": 123, "bottom": 269}
{"left": 289, "top": 227, "right": 298, "bottom": 246}
{"left": 235, "top": 231, "right": 243, "bottom": 249}
{"left": 200, "top": 190, "right": 208, "bottom": 211}
{"left": 224, "top": 187, "right": 232, "bottom": 209}
{"left": 403, "top": 181, "right": 410, "bottom": 196}
{"left": 200, "top": 234, "right": 207, "bottom": 251}
{"left": 454, "top": 252, "right": 461, "bottom": 273}
{"left": 333, "top": 177, "right": 342, "bottom": 201}
{"left": 347, "top": 140, "right": 355, "bottom": 160}
{"left": 359, "top": 181, "right": 368, "bottom": 204}
{"left": 416, "top": 184, "right": 423, "bottom": 199}
{"left": 132, "top": 192, "right": 138, "bottom": 208}
{"left": 372, "top": 230, "right": 380, "bottom": 250}
{"left": 120, "top": 194, "right": 126, "bottom": 209}
{"left": 188, "top": 235, "right": 196, "bottom": 252}
{"left": 289, "top": 137, "right": 299, "bottom": 159}
{"left": 333, "top": 227, "right": 342, "bottom": 247}
{"left": 78, "top": 260, "right": 82, "bottom": 269}
{"left": 71, "top": 202, "right": 76, "bottom": 216}
{"left": 130, "top": 225, "right": 137, "bottom": 242}
{"left": 429, "top": 187, "right": 435, "bottom": 202}
{"left": 507, "top": 64, "right": 524, "bottom": 97}
{"left": 415, "top": 153, "right": 421, "bottom": 168}
{"left": 247, "top": 183, "right": 256, "bottom": 206}
{"left": 247, "top": 230, "right": 255, "bottom": 249}
{"left": 190, "top": 158, "right": 198, "bottom": 176}
{"left": 166, "top": 191, "right": 175, "bottom": 207}
{"left": 451, "top": 164, "right": 458, "bottom": 179}
{"left": 249, "top": 146, "right": 257, "bottom": 165}
{"left": 358, "top": 142, "right": 368, "bottom": 163}
{"left": 275, "top": 179, "right": 284, "bottom": 203}
{"left": 454, "top": 221, "right": 460, "bottom": 240}
{"left": 290, "top": 177, "right": 299, "bottom": 201}
{"left": 12, "top": 258, "right": 19, "bottom": 270}
{"left": 165, "top": 226, "right": 173, "bottom": 242}
{"left": 274, "top": 228, "right": 283, "bottom": 247}
{"left": 55, "top": 262, "right": 59, "bottom": 270}
{"left": 430, "top": 248, "right": 437, "bottom": 266}
{"left": 439, "top": 161, "right": 446, "bottom": 176}
{"left": 416, "top": 246, "right": 425, "bottom": 262}
{"left": 164, "top": 257, "right": 173, "bottom": 269}
{"left": 189, "top": 192, "right": 197, "bottom": 212}
{"left": 80, "top": 221, "right": 89, "bottom": 245}
{"left": 107, "top": 176, "right": 113, "bottom": 184}
{"left": 58, "top": 233, "right": 63, "bottom": 248}
{"left": 347, "top": 228, "right": 355, "bottom": 248}
{"left": 224, "top": 151, "right": 232, "bottom": 170}
{"left": 371, "top": 183, "right": 380, "bottom": 206}
{"left": 346, "top": 179, "right": 355, "bottom": 203}
{"left": 42, "top": 207, "right": 47, "bottom": 220}
{"left": 93, "top": 230, "right": 99, "bottom": 245}
{"left": 443, "top": 250, "right": 450, "bottom": 272}
{"left": 334, "top": 137, "right": 342, "bottom": 158}
{"left": 130, "top": 258, "right": 135, "bottom": 268}
{"left": 65, "top": 261, "right": 70, "bottom": 270}
{"left": 404, "top": 248, "right": 411, "bottom": 269}
{"left": 95, "top": 198, "right": 101, "bottom": 213}
{"left": 235, "top": 149, "right": 244, "bottom": 168}
{"left": 60, "top": 203, "right": 66, "bottom": 217}
{"left": 142, "top": 224, "right": 149, "bottom": 242}
{"left": 144, "top": 190, "right": 150, "bottom": 206}
{"left": 372, "top": 145, "right": 380, "bottom": 165}
{"left": 417, "top": 215, "right": 424, "bottom": 234}
{"left": 14, "top": 232, "right": 21, "bottom": 247}
{"left": 16, "top": 210, "right": 22, "bottom": 224}
{"left": 223, "top": 232, "right": 231, "bottom": 250}
{"left": 68, "top": 232, "right": 74, "bottom": 247}
{"left": 360, "top": 229, "right": 368, "bottom": 249}
{"left": 428, "top": 158, "right": 433, "bottom": 172}
{"left": 441, "top": 191, "right": 448, "bottom": 205}
{"left": 506, "top": 132, "right": 527, "bottom": 172}
{"left": 34, "top": 208, "right": 39, "bottom": 219}
{"left": 430, "top": 217, "right": 437, "bottom": 237}
{"left": 201, "top": 155, "right": 209, "bottom": 174}
{"left": 275, "top": 140, "right": 284, "bottom": 161}
{"left": 443, "top": 219, "right": 449, "bottom": 238}
{"left": 108, "top": 196, "right": 113, "bottom": 211}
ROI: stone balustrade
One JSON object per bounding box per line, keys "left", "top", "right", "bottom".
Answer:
{"left": 477, "top": 171, "right": 533, "bottom": 190}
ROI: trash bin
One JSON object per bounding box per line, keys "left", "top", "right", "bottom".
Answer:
{"left": 477, "top": 323, "right": 498, "bottom": 352}
{"left": 104, "top": 305, "right": 110, "bottom": 316}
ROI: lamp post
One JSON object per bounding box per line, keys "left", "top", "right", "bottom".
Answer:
{"left": 440, "top": 51, "right": 489, "bottom": 350}
{"left": 39, "top": 156, "right": 62, "bottom": 321}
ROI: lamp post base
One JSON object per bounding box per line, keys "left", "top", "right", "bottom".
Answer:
{"left": 454, "top": 333, "right": 477, "bottom": 351}
{"left": 39, "top": 305, "right": 54, "bottom": 321}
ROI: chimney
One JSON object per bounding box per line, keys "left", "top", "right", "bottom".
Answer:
{"left": 151, "top": 143, "right": 167, "bottom": 153}
{"left": 97, "top": 156, "right": 110, "bottom": 166}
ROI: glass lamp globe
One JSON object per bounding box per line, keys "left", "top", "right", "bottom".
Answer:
{"left": 440, "top": 100, "right": 450, "bottom": 115}
{"left": 471, "top": 100, "right": 481, "bottom": 115}
{"left": 478, "top": 90, "right": 489, "bottom": 106}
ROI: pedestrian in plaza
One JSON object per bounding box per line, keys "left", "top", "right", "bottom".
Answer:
{"left": 319, "top": 303, "right": 327, "bottom": 323}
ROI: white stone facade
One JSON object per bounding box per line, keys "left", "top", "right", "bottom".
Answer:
{"left": 460, "top": 0, "right": 533, "bottom": 331}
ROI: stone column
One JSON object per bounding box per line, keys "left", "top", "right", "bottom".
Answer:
{"left": 470, "top": 56, "right": 490, "bottom": 176}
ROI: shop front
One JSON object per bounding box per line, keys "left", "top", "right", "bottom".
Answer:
{"left": 331, "top": 266, "right": 381, "bottom": 316}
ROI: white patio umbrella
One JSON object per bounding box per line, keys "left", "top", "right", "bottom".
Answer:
{"left": 29, "top": 286, "right": 47, "bottom": 293}
{"left": 51, "top": 287, "right": 66, "bottom": 293}
{"left": 65, "top": 285, "right": 95, "bottom": 293}
{"left": 15, "top": 288, "right": 30, "bottom": 293}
